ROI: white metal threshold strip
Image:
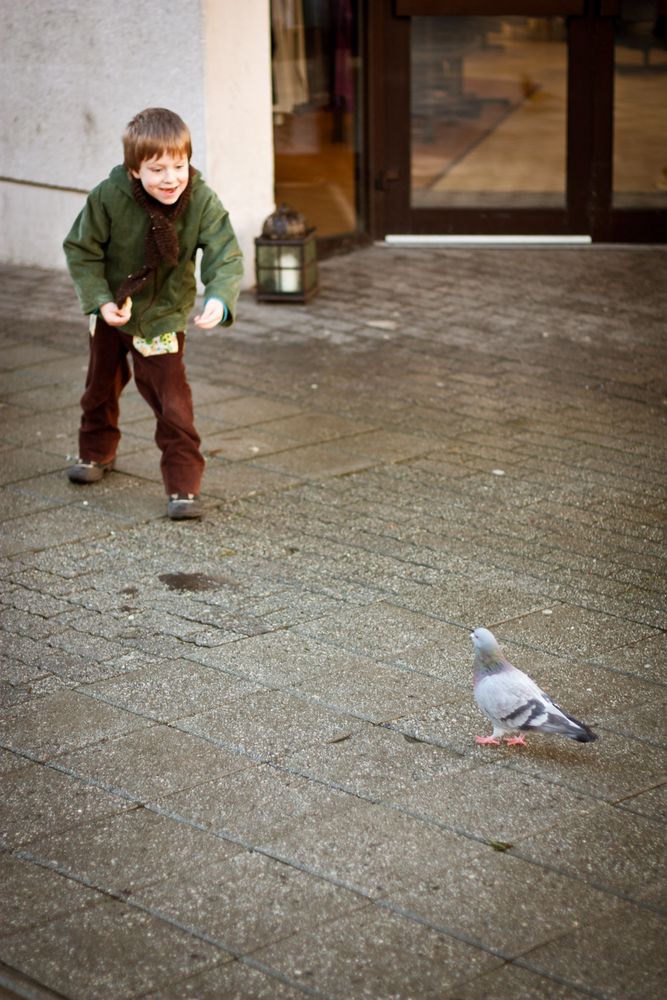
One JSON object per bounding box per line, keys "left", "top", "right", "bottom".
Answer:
{"left": 381, "top": 234, "right": 592, "bottom": 247}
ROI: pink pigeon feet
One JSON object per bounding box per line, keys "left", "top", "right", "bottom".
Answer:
{"left": 475, "top": 734, "right": 527, "bottom": 746}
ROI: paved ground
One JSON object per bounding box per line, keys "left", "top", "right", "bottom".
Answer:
{"left": 0, "top": 245, "right": 665, "bottom": 1000}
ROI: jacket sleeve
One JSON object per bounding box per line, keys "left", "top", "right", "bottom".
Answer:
{"left": 197, "top": 189, "right": 244, "bottom": 327}
{"left": 63, "top": 186, "right": 114, "bottom": 315}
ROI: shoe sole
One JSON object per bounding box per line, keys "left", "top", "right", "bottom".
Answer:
{"left": 67, "top": 462, "right": 115, "bottom": 484}
{"left": 168, "top": 504, "right": 203, "bottom": 520}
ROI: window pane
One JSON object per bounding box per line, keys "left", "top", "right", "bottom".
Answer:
{"left": 613, "top": 2, "right": 667, "bottom": 209}
{"left": 411, "top": 17, "right": 567, "bottom": 209}
{"left": 272, "top": 0, "right": 361, "bottom": 237}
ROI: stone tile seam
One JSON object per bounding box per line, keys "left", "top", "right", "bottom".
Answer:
{"left": 0, "top": 965, "right": 70, "bottom": 1000}
{"left": 4, "top": 723, "right": 663, "bottom": 921}
{"left": 276, "top": 524, "right": 667, "bottom": 599}
{"left": 372, "top": 900, "right": 612, "bottom": 1000}
{"left": 6, "top": 849, "right": 337, "bottom": 1000}
{"left": 7, "top": 842, "right": 621, "bottom": 1000}
{"left": 4, "top": 563, "right": 664, "bottom": 669}
{"left": 62, "top": 670, "right": 630, "bottom": 793}
{"left": 282, "top": 600, "right": 667, "bottom": 690}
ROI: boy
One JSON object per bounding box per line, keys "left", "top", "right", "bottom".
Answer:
{"left": 63, "top": 107, "right": 243, "bottom": 519}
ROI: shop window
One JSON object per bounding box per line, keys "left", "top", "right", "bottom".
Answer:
{"left": 272, "top": 0, "right": 362, "bottom": 238}
{"left": 613, "top": 1, "right": 667, "bottom": 208}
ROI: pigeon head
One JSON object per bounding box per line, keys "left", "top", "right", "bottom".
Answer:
{"left": 470, "top": 627, "right": 505, "bottom": 673}
{"left": 470, "top": 627, "right": 501, "bottom": 654}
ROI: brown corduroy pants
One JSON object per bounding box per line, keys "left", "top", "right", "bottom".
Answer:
{"left": 78, "top": 317, "right": 205, "bottom": 496}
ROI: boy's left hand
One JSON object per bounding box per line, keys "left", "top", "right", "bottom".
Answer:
{"left": 194, "top": 299, "right": 224, "bottom": 329}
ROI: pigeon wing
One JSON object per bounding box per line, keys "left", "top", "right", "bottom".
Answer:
{"left": 476, "top": 666, "right": 596, "bottom": 740}
{"left": 475, "top": 666, "right": 553, "bottom": 732}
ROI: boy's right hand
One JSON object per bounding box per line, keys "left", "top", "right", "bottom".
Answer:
{"left": 100, "top": 298, "right": 132, "bottom": 327}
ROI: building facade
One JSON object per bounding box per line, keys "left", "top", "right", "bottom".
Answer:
{"left": 1, "top": 1, "right": 665, "bottom": 290}
{"left": 0, "top": 0, "right": 274, "bottom": 288}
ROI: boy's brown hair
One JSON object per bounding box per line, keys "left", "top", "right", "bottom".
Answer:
{"left": 122, "top": 108, "right": 192, "bottom": 172}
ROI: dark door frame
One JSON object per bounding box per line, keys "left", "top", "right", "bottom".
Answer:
{"left": 365, "top": 0, "right": 667, "bottom": 242}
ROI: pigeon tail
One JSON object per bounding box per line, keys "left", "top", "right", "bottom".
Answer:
{"left": 528, "top": 702, "right": 599, "bottom": 742}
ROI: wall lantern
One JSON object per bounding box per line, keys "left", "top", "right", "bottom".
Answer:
{"left": 255, "top": 203, "right": 318, "bottom": 303}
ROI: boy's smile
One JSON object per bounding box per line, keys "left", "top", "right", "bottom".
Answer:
{"left": 132, "top": 152, "right": 189, "bottom": 205}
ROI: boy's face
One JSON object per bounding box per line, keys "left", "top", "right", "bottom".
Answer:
{"left": 132, "top": 151, "right": 189, "bottom": 205}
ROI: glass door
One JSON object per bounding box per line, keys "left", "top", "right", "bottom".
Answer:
{"left": 271, "top": 0, "right": 364, "bottom": 248}
{"left": 611, "top": 1, "right": 667, "bottom": 238}
{"left": 410, "top": 15, "right": 568, "bottom": 212}
{"left": 368, "top": 0, "right": 667, "bottom": 241}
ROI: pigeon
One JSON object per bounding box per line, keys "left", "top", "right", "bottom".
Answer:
{"left": 471, "top": 627, "right": 598, "bottom": 746}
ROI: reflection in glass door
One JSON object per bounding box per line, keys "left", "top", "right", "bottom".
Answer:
{"left": 613, "top": 2, "right": 667, "bottom": 210}
{"left": 271, "top": 0, "right": 361, "bottom": 239}
{"left": 411, "top": 17, "right": 568, "bottom": 210}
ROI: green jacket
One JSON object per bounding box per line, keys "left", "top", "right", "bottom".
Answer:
{"left": 63, "top": 165, "right": 244, "bottom": 339}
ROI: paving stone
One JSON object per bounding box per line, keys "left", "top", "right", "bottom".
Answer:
{"left": 386, "top": 850, "right": 622, "bottom": 958}
{"left": 134, "top": 850, "right": 368, "bottom": 956}
{"left": 197, "top": 391, "right": 303, "bottom": 426}
{"left": 294, "top": 601, "right": 449, "bottom": 658}
{"left": 286, "top": 654, "right": 459, "bottom": 724}
{"left": 615, "top": 783, "right": 667, "bottom": 824}
{"left": 262, "top": 796, "right": 486, "bottom": 897}
{"left": 494, "top": 603, "right": 660, "bottom": 660}
{"left": 402, "top": 761, "right": 596, "bottom": 845}
{"left": 283, "top": 722, "right": 480, "bottom": 802}
{"left": 140, "top": 959, "right": 311, "bottom": 999}
{"left": 522, "top": 901, "right": 665, "bottom": 1000}
{"left": 0, "top": 689, "right": 153, "bottom": 760}
{"left": 452, "top": 961, "right": 588, "bottom": 999}
{"left": 0, "top": 763, "right": 132, "bottom": 849}
{"left": 175, "top": 688, "right": 360, "bottom": 759}
{"left": 1, "top": 853, "right": 102, "bottom": 937}
{"left": 200, "top": 458, "right": 302, "bottom": 498}
{"left": 253, "top": 904, "right": 501, "bottom": 999}
{"left": 500, "top": 729, "right": 667, "bottom": 803}
{"left": 253, "top": 441, "right": 377, "bottom": 480}
{"left": 27, "top": 807, "right": 244, "bottom": 895}
{"left": 161, "top": 763, "right": 356, "bottom": 845}
{"left": 0, "top": 746, "right": 32, "bottom": 775}
{"left": 56, "top": 724, "right": 255, "bottom": 802}
{"left": 0, "top": 899, "right": 225, "bottom": 999}
{"left": 515, "top": 802, "right": 665, "bottom": 897}
{"left": 0, "top": 448, "right": 66, "bottom": 487}
{"left": 82, "top": 659, "right": 261, "bottom": 723}
{"left": 0, "top": 504, "right": 124, "bottom": 557}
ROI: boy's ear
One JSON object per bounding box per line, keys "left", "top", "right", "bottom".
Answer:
{"left": 129, "top": 168, "right": 140, "bottom": 179}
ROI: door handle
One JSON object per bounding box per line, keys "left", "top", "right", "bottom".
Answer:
{"left": 375, "top": 169, "right": 400, "bottom": 191}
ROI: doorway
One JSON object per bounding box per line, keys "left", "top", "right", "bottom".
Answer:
{"left": 271, "top": 1, "right": 364, "bottom": 247}
{"left": 367, "top": 1, "right": 667, "bottom": 242}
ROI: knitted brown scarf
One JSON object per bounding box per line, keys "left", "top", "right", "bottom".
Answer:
{"left": 114, "top": 167, "right": 194, "bottom": 306}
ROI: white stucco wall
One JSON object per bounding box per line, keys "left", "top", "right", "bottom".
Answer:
{"left": 0, "top": 0, "right": 274, "bottom": 288}
{"left": 203, "top": 0, "right": 275, "bottom": 278}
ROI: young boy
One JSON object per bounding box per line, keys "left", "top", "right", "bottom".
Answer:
{"left": 63, "top": 107, "right": 243, "bottom": 519}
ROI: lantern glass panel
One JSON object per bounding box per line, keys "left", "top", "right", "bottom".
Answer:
{"left": 277, "top": 246, "right": 303, "bottom": 294}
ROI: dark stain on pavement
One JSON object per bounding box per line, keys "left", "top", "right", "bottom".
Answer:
{"left": 159, "top": 572, "right": 236, "bottom": 592}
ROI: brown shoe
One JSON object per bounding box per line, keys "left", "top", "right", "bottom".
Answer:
{"left": 67, "top": 459, "right": 115, "bottom": 484}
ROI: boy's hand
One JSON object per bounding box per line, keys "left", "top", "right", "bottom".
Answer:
{"left": 100, "top": 299, "right": 132, "bottom": 327}
{"left": 194, "top": 298, "right": 224, "bottom": 329}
